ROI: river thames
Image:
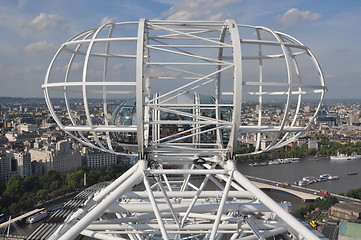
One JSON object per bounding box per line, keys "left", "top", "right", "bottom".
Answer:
{"left": 236, "top": 157, "right": 361, "bottom": 211}
{"left": 237, "top": 157, "right": 361, "bottom": 194}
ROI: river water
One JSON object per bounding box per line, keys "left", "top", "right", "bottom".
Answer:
{"left": 236, "top": 157, "right": 361, "bottom": 211}
{"left": 237, "top": 157, "right": 361, "bottom": 194}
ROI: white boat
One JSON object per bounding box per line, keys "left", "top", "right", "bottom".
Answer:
{"left": 26, "top": 211, "right": 48, "bottom": 224}
{"left": 287, "top": 158, "right": 300, "bottom": 163}
{"left": 249, "top": 162, "right": 268, "bottom": 167}
{"left": 319, "top": 174, "right": 338, "bottom": 180}
{"left": 249, "top": 163, "right": 261, "bottom": 167}
{"left": 330, "top": 153, "right": 361, "bottom": 161}
{"left": 268, "top": 159, "right": 280, "bottom": 165}
{"left": 319, "top": 174, "right": 331, "bottom": 180}
{"left": 279, "top": 158, "right": 291, "bottom": 164}
{"left": 302, "top": 176, "right": 316, "bottom": 184}
{"left": 298, "top": 180, "right": 310, "bottom": 186}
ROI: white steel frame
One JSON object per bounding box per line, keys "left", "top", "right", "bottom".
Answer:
{"left": 43, "top": 19, "right": 326, "bottom": 240}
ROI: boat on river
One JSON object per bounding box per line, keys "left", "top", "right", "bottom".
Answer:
{"left": 279, "top": 158, "right": 291, "bottom": 164}
{"left": 319, "top": 173, "right": 339, "bottom": 180}
{"left": 268, "top": 158, "right": 300, "bottom": 165}
{"left": 330, "top": 152, "right": 361, "bottom": 161}
{"left": 347, "top": 171, "right": 358, "bottom": 175}
{"left": 268, "top": 159, "right": 280, "bottom": 165}
{"left": 287, "top": 158, "right": 300, "bottom": 163}
{"left": 26, "top": 211, "right": 48, "bottom": 224}
{"left": 249, "top": 162, "right": 268, "bottom": 167}
{"left": 296, "top": 174, "right": 339, "bottom": 186}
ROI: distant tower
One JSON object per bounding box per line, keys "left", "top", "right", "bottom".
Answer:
{"left": 349, "top": 111, "right": 359, "bottom": 125}
{"left": 43, "top": 19, "right": 326, "bottom": 240}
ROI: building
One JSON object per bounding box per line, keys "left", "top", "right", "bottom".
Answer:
{"left": 5, "top": 131, "right": 17, "bottom": 142}
{"left": 0, "top": 152, "right": 17, "bottom": 182}
{"left": 318, "top": 116, "right": 338, "bottom": 127}
{"left": 308, "top": 138, "right": 319, "bottom": 150}
{"left": 86, "top": 152, "right": 118, "bottom": 169}
{"left": 349, "top": 112, "right": 360, "bottom": 126}
{"left": 338, "top": 221, "right": 361, "bottom": 240}
{"left": 297, "top": 136, "right": 319, "bottom": 149}
{"left": 13, "top": 151, "right": 31, "bottom": 178}
{"left": 30, "top": 140, "right": 82, "bottom": 174}
{"left": 18, "top": 123, "right": 38, "bottom": 132}
{"left": 330, "top": 202, "right": 361, "bottom": 223}
{"left": 0, "top": 150, "right": 32, "bottom": 181}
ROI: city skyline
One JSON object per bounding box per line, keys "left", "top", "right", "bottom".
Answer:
{"left": 0, "top": 0, "right": 360, "bottom": 99}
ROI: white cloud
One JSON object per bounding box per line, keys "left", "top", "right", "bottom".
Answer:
{"left": 160, "top": 0, "right": 242, "bottom": 20}
{"left": 325, "top": 74, "right": 336, "bottom": 79}
{"left": 277, "top": 8, "right": 321, "bottom": 27}
{"left": 149, "top": 67, "right": 183, "bottom": 78}
{"left": 100, "top": 16, "right": 115, "bottom": 26}
{"left": 112, "top": 63, "right": 124, "bottom": 70}
{"left": 24, "top": 41, "right": 57, "bottom": 56}
{"left": 55, "top": 62, "right": 84, "bottom": 72}
{"left": 26, "top": 12, "right": 66, "bottom": 32}
{"left": 152, "top": 0, "right": 181, "bottom": 5}
{"left": 0, "top": 64, "right": 45, "bottom": 76}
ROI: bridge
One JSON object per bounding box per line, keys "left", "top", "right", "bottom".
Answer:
{"left": 0, "top": 208, "right": 44, "bottom": 229}
{"left": 248, "top": 175, "right": 361, "bottom": 203}
{"left": 249, "top": 177, "right": 319, "bottom": 201}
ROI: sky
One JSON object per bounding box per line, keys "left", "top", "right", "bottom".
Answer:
{"left": 0, "top": 0, "right": 360, "bottom": 99}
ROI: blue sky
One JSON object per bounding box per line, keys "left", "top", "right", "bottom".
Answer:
{"left": 0, "top": 0, "right": 360, "bottom": 99}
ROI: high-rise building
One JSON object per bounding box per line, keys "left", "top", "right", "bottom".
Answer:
{"left": 0, "top": 153, "right": 16, "bottom": 182}
{"left": 14, "top": 151, "right": 31, "bottom": 178}
{"left": 0, "top": 150, "right": 31, "bottom": 181}
{"left": 86, "top": 152, "right": 117, "bottom": 169}
{"left": 30, "top": 140, "right": 82, "bottom": 174}
{"left": 349, "top": 112, "right": 360, "bottom": 125}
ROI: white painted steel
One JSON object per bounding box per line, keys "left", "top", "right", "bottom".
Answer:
{"left": 43, "top": 19, "right": 325, "bottom": 158}
{"left": 122, "top": 190, "right": 254, "bottom": 198}
{"left": 43, "top": 19, "right": 326, "bottom": 240}
{"left": 227, "top": 161, "right": 319, "bottom": 240}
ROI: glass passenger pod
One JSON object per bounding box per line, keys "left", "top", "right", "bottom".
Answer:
{"left": 111, "top": 93, "right": 232, "bottom": 154}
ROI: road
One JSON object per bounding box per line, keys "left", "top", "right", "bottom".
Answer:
{"left": 247, "top": 175, "right": 361, "bottom": 204}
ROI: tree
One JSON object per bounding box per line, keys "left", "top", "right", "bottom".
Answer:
{"left": 23, "top": 175, "right": 40, "bottom": 192}
{"left": 50, "top": 180, "right": 62, "bottom": 192}
{"left": 8, "top": 201, "right": 26, "bottom": 214}
{"left": 106, "top": 164, "right": 127, "bottom": 179}
{"left": 345, "top": 188, "right": 361, "bottom": 199}
{"left": 293, "top": 196, "right": 338, "bottom": 220}
{"left": 0, "top": 180, "right": 5, "bottom": 195}
{"left": 40, "top": 170, "right": 63, "bottom": 190}
{"left": 0, "top": 162, "right": 129, "bottom": 215}
{"left": 66, "top": 170, "right": 84, "bottom": 190}
{"left": 86, "top": 169, "right": 100, "bottom": 186}
{"left": 5, "top": 175, "right": 24, "bottom": 199}
{"left": 36, "top": 189, "right": 49, "bottom": 200}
